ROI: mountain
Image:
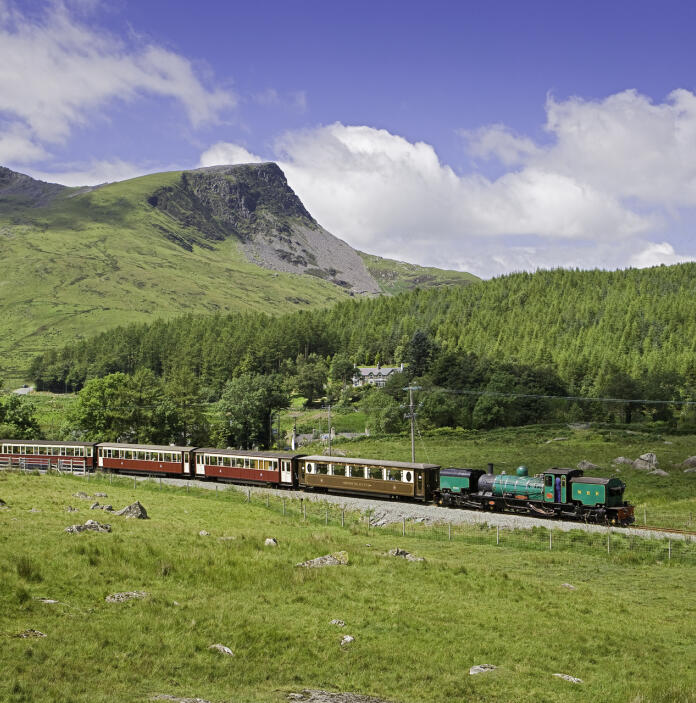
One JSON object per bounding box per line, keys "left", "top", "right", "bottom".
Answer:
{"left": 0, "top": 163, "right": 477, "bottom": 381}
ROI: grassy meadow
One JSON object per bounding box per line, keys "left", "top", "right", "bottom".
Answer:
{"left": 1, "top": 470, "right": 695, "bottom": 703}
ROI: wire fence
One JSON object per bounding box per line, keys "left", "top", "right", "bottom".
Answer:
{"left": 3, "top": 467, "right": 696, "bottom": 566}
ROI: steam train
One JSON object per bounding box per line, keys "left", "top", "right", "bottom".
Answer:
{"left": 0, "top": 439, "right": 634, "bottom": 525}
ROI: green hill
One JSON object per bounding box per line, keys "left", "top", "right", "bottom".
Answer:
{"left": 0, "top": 165, "right": 477, "bottom": 382}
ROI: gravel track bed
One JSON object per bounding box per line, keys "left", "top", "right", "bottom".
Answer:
{"left": 146, "top": 476, "right": 690, "bottom": 542}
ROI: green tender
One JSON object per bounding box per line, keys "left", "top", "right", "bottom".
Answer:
{"left": 439, "top": 474, "right": 471, "bottom": 493}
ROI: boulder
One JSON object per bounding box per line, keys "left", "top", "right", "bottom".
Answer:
{"left": 612, "top": 457, "right": 633, "bottom": 465}
{"left": 648, "top": 469, "right": 669, "bottom": 477}
{"left": 208, "top": 643, "right": 234, "bottom": 656}
{"left": 94, "top": 492, "right": 108, "bottom": 498}
{"left": 577, "top": 460, "right": 600, "bottom": 471}
{"left": 151, "top": 696, "right": 214, "bottom": 703}
{"left": 388, "top": 548, "right": 424, "bottom": 562}
{"left": 65, "top": 519, "right": 111, "bottom": 534}
{"left": 469, "top": 664, "right": 497, "bottom": 675}
{"left": 633, "top": 452, "right": 658, "bottom": 471}
{"left": 14, "top": 629, "right": 46, "bottom": 638}
{"left": 684, "top": 468, "right": 696, "bottom": 474}
{"left": 115, "top": 501, "right": 149, "bottom": 519}
{"left": 553, "top": 673, "right": 583, "bottom": 684}
{"left": 90, "top": 502, "right": 113, "bottom": 511}
{"left": 73, "top": 492, "right": 91, "bottom": 500}
{"left": 199, "top": 530, "right": 210, "bottom": 537}
{"left": 296, "top": 551, "right": 349, "bottom": 568}
{"left": 287, "top": 691, "right": 393, "bottom": 703}
{"left": 340, "top": 635, "right": 355, "bottom": 647}
{"left": 264, "top": 537, "right": 278, "bottom": 547}
{"left": 106, "top": 591, "right": 147, "bottom": 603}
{"left": 330, "top": 619, "right": 346, "bottom": 627}
{"left": 681, "top": 456, "right": 696, "bottom": 469}
{"left": 561, "top": 583, "right": 576, "bottom": 590}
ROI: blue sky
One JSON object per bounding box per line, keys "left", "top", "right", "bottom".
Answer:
{"left": 1, "top": 0, "right": 695, "bottom": 277}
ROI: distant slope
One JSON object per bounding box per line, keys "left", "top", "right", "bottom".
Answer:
{"left": 360, "top": 252, "right": 479, "bottom": 293}
{"left": 0, "top": 164, "right": 476, "bottom": 380}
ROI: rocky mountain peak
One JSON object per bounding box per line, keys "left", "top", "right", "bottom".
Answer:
{"left": 0, "top": 166, "right": 66, "bottom": 207}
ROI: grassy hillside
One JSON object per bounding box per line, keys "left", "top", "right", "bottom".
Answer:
{"left": 359, "top": 252, "right": 479, "bottom": 293}
{"left": 0, "top": 170, "right": 353, "bottom": 381}
{"left": 1, "top": 470, "right": 695, "bottom": 703}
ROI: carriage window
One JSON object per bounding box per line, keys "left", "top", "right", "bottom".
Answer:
{"left": 369, "top": 467, "right": 383, "bottom": 480}
{"left": 388, "top": 469, "right": 401, "bottom": 481}
{"left": 350, "top": 466, "right": 365, "bottom": 478}
{"left": 136, "top": 451, "right": 144, "bottom": 460}
{"left": 405, "top": 472, "right": 412, "bottom": 483}
{"left": 316, "top": 463, "right": 328, "bottom": 475}
{"left": 125, "top": 450, "right": 132, "bottom": 459}
{"left": 332, "top": 465, "right": 346, "bottom": 476}
{"left": 223, "top": 456, "right": 231, "bottom": 467}
{"left": 87, "top": 447, "right": 93, "bottom": 457}
{"left": 66, "top": 447, "right": 75, "bottom": 457}
{"left": 305, "top": 463, "right": 313, "bottom": 474}
{"left": 26, "top": 446, "right": 35, "bottom": 455}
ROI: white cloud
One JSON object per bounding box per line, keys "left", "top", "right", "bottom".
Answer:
{"left": 28, "top": 159, "right": 152, "bottom": 187}
{"left": 460, "top": 123, "right": 540, "bottom": 166}
{"left": 199, "top": 142, "right": 264, "bottom": 166}
{"left": 0, "top": 2, "right": 234, "bottom": 163}
{"left": 199, "top": 119, "right": 693, "bottom": 276}
{"left": 628, "top": 242, "right": 693, "bottom": 269}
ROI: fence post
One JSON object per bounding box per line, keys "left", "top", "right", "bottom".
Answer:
{"left": 109, "top": 473, "right": 112, "bottom": 485}
{"left": 283, "top": 498, "right": 286, "bottom": 516}
{"left": 159, "top": 476, "right": 162, "bottom": 489}
{"left": 549, "top": 531, "right": 553, "bottom": 551}
{"left": 216, "top": 483, "right": 218, "bottom": 495}
{"left": 325, "top": 506, "right": 328, "bottom": 525}
{"left": 607, "top": 531, "right": 611, "bottom": 555}
{"left": 133, "top": 476, "right": 136, "bottom": 490}
{"left": 186, "top": 483, "right": 189, "bottom": 493}
{"left": 643, "top": 506, "right": 647, "bottom": 525}
{"left": 448, "top": 523, "right": 451, "bottom": 541}
{"left": 342, "top": 509, "right": 345, "bottom": 527}
{"left": 303, "top": 501, "right": 306, "bottom": 521}
{"left": 266, "top": 494, "right": 269, "bottom": 508}
{"left": 247, "top": 488, "right": 250, "bottom": 503}
{"left": 402, "top": 517, "right": 406, "bottom": 537}
{"left": 496, "top": 525, "right": 499, "bottom": 545}
{"left": 668, "top": 539, "right": 672, "bottom": 561}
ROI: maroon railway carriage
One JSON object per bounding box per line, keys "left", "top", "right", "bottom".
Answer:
{"left": 97, "top": 443, "right": 195, "bottom": 476}
{"left": 0, "top": 439, "right": 96, "bottom": 470}
{"left": 193, "top": 448, "right": 303, "bottom": 486}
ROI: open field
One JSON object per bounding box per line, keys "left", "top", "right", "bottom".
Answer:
{"left": 1, "top": 470, "right": 695, "bottom": 703}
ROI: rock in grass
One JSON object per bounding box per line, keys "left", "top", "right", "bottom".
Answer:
{"left": 633, "top": 452, "right": 658, "bottom": 471}
{"left": 90, "top": 502, "right": 113, "bottom": 511}
{"left": 208, "top": 643, "right": 234, "bottom": 656}
{"left": 681, "top": 456, "right": 696, "bottom": 468}
{"left": 648, "top": 469, "right": 669, "bottom": 477}
{"left": 105, "top": 591, "right": 147, "bottom": 603}
{"left": 296, "top": 551, "right": 348, "bottom": 568}
{"left": 561, "top": 583, "right": 576, "bottom": 590}
{"left": 577, "top": 460, "right": 600, "bottom": 471}
{"left": 73, "top": 492, "right": 91, "bottom": 500}
{"left": 65, "top": 519, "right": 111, "bottom": 534}
{"left": 65, "top": 506, "right": 78, "bottom": 512}
{"left": 288, "top": 692, "right": 393, "bottom": 703}
{"left": 340, "top": 635, "right": 355, "bottom": 647}
{"left": 115, "top": 501, "right": 149, "bottom": 519}
{"left": 553, "top": 673, "right": 583, "bottom": 684}
{"left": 199, "top": 530, "right": 210, "bottom": 537}
{"left": 264, "top": 537, "right": 278, "bottom": 546}
{"left": 469, "top": 664, "right": 497, "bottom": 675}
{"left": 330, "top": 619, "right": 346, "bottom": 627}
{"left": 612, "top": 457, "right": 633, "bottom": 465}
{"left": 151, "top": 696, "right": 214, "bottom": 703}
{"left": 14, "top": 629, "right": 46, "bottom": 638}
{"left": 0, "top": 498, "right": 8, "bottom": 509}
{"left": 684, "top": 468, "right": 696, "bottom": 474}
{"left": 388, "top": 548, "right": 424, "bottom": 562}
{"left": 94, "top": 492, "right": 108, "bottom": 498}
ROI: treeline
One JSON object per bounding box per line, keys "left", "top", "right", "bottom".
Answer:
{"left": 29, "top": 264, "right": 696, "bottom": 430}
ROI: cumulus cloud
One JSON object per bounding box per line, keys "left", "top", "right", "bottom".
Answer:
{"left": 199, "top": 142, "right": 264, "bottom": 167}
{"left": 628, "top": 242, "right": 693, "bottom": 269}
{"left": 28, "top": 159, "right": 154, "bottom": 187}
{"left": 0, "top": 2, "right": 234, "bottom": 163}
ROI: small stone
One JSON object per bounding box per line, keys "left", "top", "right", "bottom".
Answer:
{"left": 684, "top": 468, "right": 696, "bottom": 474}
{"left": 65, "top": 519, "right": 111, "bottom": 534}
{"left": 469, "top": 664, "right": 497, "bottom": 675}
{"left": 330, "top": 619, "right": 346, "bottom": 627}
{"left": 94, "top": 492, "right": 108, "bottom": 497}
{"left": 561, "top": 583, "right": 576, "bottom": 590}
{"left": 106, "top": 591, "right": 147, "bottom": 603}
{"left": 340, "top": 635, "right": 355, "bottom": 646}
{"left": 296, "top": 551, "right": 348, "bottom": 568}
{"left": 73, "top": 492, "right": 91, "bottom": 500}
{"left": 151, "top": 696, "right": 214, "bottom": 703}
{"left": 208, "top": 643, "right": 234, "bottom": 656}
{"left": 199, "top": 530, "right": 210, "bottom": 537}
{"left": 15, "top": 629, "right": 46, "bottom": 638}
{"left": 115, "top": 501, "right": 148, "bottom": 519}
{"left": 553, "top": 673, "right": 583, "bottom": 684}
{"left": 648, "top": 469, "right": 669, "bottom": 477}
{"left": 388, "top": 548, "right": 425, "bottom": 562}
{"left": 681, "top": 456, "right": 696, "bottom": 469}
{"left": 545, "top": 437, "right": 568, "bottom": 443}
{"left": 664, "top": 441, "right": 673, "bottom": 445}
{"left": 36, "top": 598, "right": 60, "bottom": 604}
{"left": 577, "top": 460, "right": 600, "bottom": 471}
{"left": 264, "top": 537, "right": 278, "bottom": 547}
{"left": 65, "top": 506, "right": 78, "bottom": 512}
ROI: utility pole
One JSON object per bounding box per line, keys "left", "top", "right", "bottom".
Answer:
{"left": 322, "top": 403, "right": 332, "bottom": 455}
{"left": 403, "top": 386, "right": 421, "bottom": 462}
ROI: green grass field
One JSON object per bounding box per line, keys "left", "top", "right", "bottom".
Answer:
{"left": 1, "top": 470, "right": 695, "bottom": 703}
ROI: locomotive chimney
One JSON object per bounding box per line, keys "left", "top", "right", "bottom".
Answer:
{"left": 487, "top": 462, "right": 494, "bottom": 474}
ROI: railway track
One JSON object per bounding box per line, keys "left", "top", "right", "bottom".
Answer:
{"left": 633, "top": 525, "right": 696, "bottom": 539}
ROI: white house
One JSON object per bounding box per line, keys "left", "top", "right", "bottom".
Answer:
{"left": 352, "top": 363, "right": 405, "bottom": 388}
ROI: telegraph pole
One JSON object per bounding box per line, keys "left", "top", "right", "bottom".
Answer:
{"left": 322, "top": 403, "right": 332, "bottom": 456}
{"left": 403, "top": 386, "right": 421, "bottom": 462}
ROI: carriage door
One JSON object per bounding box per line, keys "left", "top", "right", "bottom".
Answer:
{"left": 196, "top": 453, "right": 206, "bottom": 476}
{"left": 561, "top": 475, "right": 567, "bottom": 503}
{"left": 183, "top": 451, "right": 190, "bottom": 475}
{"left": 415, "top": 472, "right": 424, "bottom": 498}
{"left": 280, "top": 459, "right": 292, "bottom": 485}
{"left": 98, "top": 448, "right": 104, "bottom": 469}
{"left": 544, "top": 474, "right": 554, "bottom": 502}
